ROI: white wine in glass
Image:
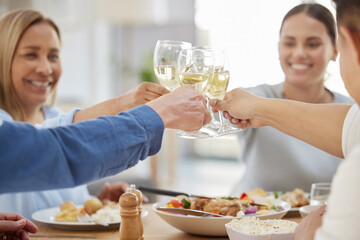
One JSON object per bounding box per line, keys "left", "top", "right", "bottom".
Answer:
{"left": 153, "top": 40, "right": 192, "bottom": 91}
{"left": 205, "top": 48, "right": 242, "bottom": 137}
{"left": 177, "top": 48, "right": 215, "bottom": 139}
{"left": 178, "top": 72, "right": 212, "bottom": 92}
{"left": 207, "top": 69, "right": 230, "bottom": 100}
{"left": 153, "top": 65, "right": 178, "bottom": 90}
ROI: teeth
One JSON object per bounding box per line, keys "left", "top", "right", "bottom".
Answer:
{"left": 291, "top": 64, "right": 308, "bottom": 70}
{"left": 30, "top": 81, "right": 51, "bottom": 87}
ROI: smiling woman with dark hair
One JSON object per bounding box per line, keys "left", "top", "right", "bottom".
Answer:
{"left": 231, "top": 3, "right": 354, "bottom": 195}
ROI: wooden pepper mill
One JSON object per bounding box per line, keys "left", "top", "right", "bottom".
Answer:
{"left": 130, "top": 184, "right": 144, "bottom": 240}
{"left": 119, "top": 189, "right": 139, "bottom": 240}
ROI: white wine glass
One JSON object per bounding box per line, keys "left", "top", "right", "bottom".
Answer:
{"left": 153, "top": 40, "right": 192, "bottom": 91}
{"left": 205, "top": 48, "right": 242, "bottom": 137}
{"left": 177, "top": 48, "right": 215, "bottom": 138}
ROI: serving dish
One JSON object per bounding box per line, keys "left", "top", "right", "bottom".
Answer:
{"left": 225, "top": 219, "right": 296, "bottom": 240}
{"left": 153, "top": 197, "right": 290, "bottom": 236}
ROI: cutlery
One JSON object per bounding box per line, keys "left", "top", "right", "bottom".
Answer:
{"left": 157, "top": 207, "right": 223, "bottom": 217}
{"left": 139, "top": 186, "right": 268, "bottom": 207}
{"left": 139, "top": 186, "right": 214, "bottom": 199}
{"left": 30, "top": 234, "right": 96, "bottom": 239}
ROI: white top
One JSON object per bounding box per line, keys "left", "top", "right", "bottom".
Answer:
{"left": 0, "top": 106, "right": 92, "bottom": 219}
{"left": 342, "top": 104, "right": 360, "bottom": 158}
{"left": 232, "top": 83, "right": 355, "bottom": 194}
{"left": 315, "top": 145, "right": 360, "bottom": 240}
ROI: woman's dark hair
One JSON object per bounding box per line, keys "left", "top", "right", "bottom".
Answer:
{"left": 279, "top": 3, "right": 336, "bottom": 46}
{"left": 332, "top": 0, "right": 360, "bottom": 32}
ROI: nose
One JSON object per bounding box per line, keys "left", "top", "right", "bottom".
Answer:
{"left": 36, "top": 57, "right": 53, "bottom": 76}
{"left": 293, "top": 45, "right": 307, "bottom": 58}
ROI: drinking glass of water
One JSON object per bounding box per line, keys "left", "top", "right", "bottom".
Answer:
{"left": 310, "top": 182, "right": 331, "bottom": 206}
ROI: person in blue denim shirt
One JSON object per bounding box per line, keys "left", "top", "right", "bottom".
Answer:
{"left": 0, "top": 9, "right": 211, "bottom": 239}
{"left": 0, "top": 86, "right": 210, "bottom": 239}
{"left": 0, "top": 9, "right": 175, "bottom": 220}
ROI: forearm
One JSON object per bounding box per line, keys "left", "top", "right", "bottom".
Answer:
{"left": 257, "top": 98, "right": 351, "bottom": 158}
{"left": 73, "top": 95, "right": 130, "bottom": 123}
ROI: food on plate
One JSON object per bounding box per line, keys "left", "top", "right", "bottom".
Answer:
{"left": 227, "top": 217, "right": 297, "bottom": 235}
{"left": 279, "top": 188, "right": 309, "bottom": 207}
{"left": 55, "top": 198, "right": 120, "bottom": 223}
{"left": 191, "top": 197, "right": 242, "bottom": 216}
{"left": 246, "top": 187, "right": 310, "bottom": 207}
{"left": 55, "top": 208, "right": 82, "bottom": 222}
{"left": 84, "top": 198, "right": 103, "bottom": 215}
{"left": 247, "top": 188, "right": 268, "bottom": 197}
{"left": 90, "top": 204, "right": 121, "bottom": 223}
{"left": 60, "top": 201, "right": 77, "bottom": 212}
{"left": 165, "top": 193, "right": 284, "bottom": 217}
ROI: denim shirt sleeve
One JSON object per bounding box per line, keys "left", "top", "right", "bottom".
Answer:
{"left": 0, "top": 105, "right": 164, "bottom": 193}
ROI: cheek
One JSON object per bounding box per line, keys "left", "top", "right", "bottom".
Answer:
{"left": 278, "top": 50, "right": 289, "bottom": 68}
{"left": 52, "top": 64, "right": 62, "bottom": 84}
{"left": 312, "top": 49, "right": 330, "bottom": 67}
{"left": 11, "top": 62, "right": 24, "bottom": 91}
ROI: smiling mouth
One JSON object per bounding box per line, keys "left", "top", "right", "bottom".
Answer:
{"left": 291, "top": 63, "right": 310, "bottom": 70}
{"left": 27, "top": 80, "right": 53, "bottom": 87}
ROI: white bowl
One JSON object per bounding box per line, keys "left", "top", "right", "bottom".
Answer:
{"left": 152, "top": 197, "right": 291, "bottom": 237}
{"left": 299, "top": 205, "right": 321, "bottom": 218}
{"left": 225, "top": 220, "right": 296, "bottom": 240}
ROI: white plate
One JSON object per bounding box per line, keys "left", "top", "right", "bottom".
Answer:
{"left": 299, "top": 205, "right": 321, "bottom": 218}
{"left": 153, "top": 197, "right": 290, "bottom": 237}
{"left": 32, "top": 206, "right": 148, "bottom": 230}
{"left": 267, "top": 191, "right": 309, "bottom": 217}
{"left": 225, "top": 220, "right": 296, "bottom": 240}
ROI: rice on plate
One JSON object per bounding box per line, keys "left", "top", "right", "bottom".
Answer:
{"left": 225, "top": 217, "right": 297, "bottom": 240}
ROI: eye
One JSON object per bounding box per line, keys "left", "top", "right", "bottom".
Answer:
{"left": 307, "top": 42, "right": 321, "bottom": 48}
{"left": 25, "top": 53, "right": 37, "bottom": 58}
{"left": 282, "top": 41, "right": 295, "bottom": 47}
{"left": 48, "top": 54, "right": 59, "bottom": 61}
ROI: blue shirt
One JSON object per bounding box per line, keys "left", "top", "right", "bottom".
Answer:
{"left": 0, "top": 106, "right": 92, "bottom": 219}
{"left": 0, "top": 105, "right": 163, "bottom": 216}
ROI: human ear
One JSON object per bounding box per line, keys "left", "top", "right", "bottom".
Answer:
{"left": 339, "top": 26, "right": 360, "bottom": 64}
{"left": 331, "top": 45, "right": 338, "bottom": 61}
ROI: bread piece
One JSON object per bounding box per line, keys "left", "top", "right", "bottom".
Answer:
{"left": 60, "top": 201, "right": 77, "bottom": 212}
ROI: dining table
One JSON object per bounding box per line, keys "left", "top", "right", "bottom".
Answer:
{"left": 31, "top": 204, "right": 302, "bottom": 240}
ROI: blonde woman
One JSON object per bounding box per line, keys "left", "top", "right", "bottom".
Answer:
{"left": 0, "top": 9, "right": 168, "bottom": 219}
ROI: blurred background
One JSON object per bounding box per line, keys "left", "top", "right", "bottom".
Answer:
{"left": 0, "top": 0, "right": 347, "bottom": 200}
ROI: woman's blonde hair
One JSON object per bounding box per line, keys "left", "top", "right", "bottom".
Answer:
{"left": 0, "top": 9, "right": 61, "bottom": 121}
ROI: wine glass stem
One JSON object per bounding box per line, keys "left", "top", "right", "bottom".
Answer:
{"left": 206, "top": 97, "right": 217, "bottom": 123}
{"left": 218, "top": 111, "right": 228, "bottom": 127}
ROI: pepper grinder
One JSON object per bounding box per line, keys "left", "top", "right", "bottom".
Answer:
{"left": 119, "top": 189, "right": 139, "bottom": 240}
{"left": 130, "top": 184, "right": 144, "bottom": 240}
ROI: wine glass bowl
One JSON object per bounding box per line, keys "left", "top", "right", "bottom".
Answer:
{"left": 178, "top": 49, "right": 215, "bottom": 93}
{"left": 203, "top": 48, "right": 242, "bottom": 136}
{"left": 176, "top": 48, "right": 216, "bottom": 139}
{"left": 153, "top": 40, "right": 192, "bottom": 91}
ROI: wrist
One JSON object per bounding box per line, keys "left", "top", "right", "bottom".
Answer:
{"left": 146, "top": 101, "right": 168, "bottom": 128}
{"left": 113, "top": 94, "right": 130, "bottom": 113}
{"left": 253, "top": 97, "right": 277, "bottom": 127}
